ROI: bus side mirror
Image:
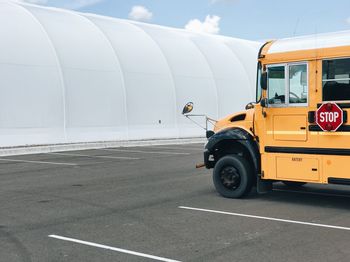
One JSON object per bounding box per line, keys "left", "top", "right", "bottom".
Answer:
{"left": 261, "top": 71, "right": 268, "bottom": 90}
{"left": 260, "top": 98, "right": 268, "bottom": 108}
{"left": 182, "top": 102, "right": 194, "bottom": 115}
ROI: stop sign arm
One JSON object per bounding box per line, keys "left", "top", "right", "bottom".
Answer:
{"left": 315, "top": 103, "right": 344, "bottom": 132}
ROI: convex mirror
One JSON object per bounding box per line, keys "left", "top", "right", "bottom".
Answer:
{"left": 182, "top": 102, "right": 194, "bottom": 115}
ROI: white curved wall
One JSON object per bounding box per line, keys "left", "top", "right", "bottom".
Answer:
{"left": 0, "top": 1, "right": 261, "bottom": 147}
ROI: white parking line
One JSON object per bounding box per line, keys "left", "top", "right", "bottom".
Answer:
{"left": 48, "top": 235, "right": 181, "bottom": 262}
{"left": 48, "top": 152, "right": 140, "bottom": 160}
{"left": 144, "top": 146, "right": 203, "bottom": 151}
{"left": 101, "top": 149, "right": 190, "bottom": 155}
{"left": 0, "top": 158, "right": 77, "bottom": 166}
{"left": 179, "top": 206, "right": 350, "bottom": 231}
{"left": 274, "top": 188, "right": 350, "bottom": 199}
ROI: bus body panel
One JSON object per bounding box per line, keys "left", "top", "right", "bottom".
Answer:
{"left": 257, "top": 40, "right": 350, "bottom": 185}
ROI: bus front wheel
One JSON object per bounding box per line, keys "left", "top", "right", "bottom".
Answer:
{"left": 213, "top": 155, "right": 253, "bottom": 198}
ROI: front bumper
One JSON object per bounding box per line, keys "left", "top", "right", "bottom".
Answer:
{"left": 204, "top": 149, "right": 215, "bottom": 169}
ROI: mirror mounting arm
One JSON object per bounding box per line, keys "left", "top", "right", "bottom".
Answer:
{"left": 181, "top": 102, "right": 216, "bottom": 132}
{"left": 260, "top": 98, "right": 268, "bottom": 118}
{"left": 184, "top": 114, "right": 217, "bottom": 131}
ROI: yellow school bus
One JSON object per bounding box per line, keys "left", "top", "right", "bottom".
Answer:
{"left": 200, "top": 31, "right": 350, "bottom": 198}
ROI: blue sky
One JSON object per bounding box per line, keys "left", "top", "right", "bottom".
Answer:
{"left": 22, "top": 0, "right": 350, "bottom": 40}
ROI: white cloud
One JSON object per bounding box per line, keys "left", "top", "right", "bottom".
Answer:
{"left": 346, "top": 17, "right": 350, "bottom": 25}
{"left": 128, "top": 5, "right": 153, "bottom": 22}
{"left": 185, "top": 15, "right": 221, "bottom": 34}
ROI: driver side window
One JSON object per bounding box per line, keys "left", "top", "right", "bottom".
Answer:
{"left": 268, "top": 63, "right": 308, "bottom": 107}
{"left": 268, "top": 66, "right": 286, "bottom": 105}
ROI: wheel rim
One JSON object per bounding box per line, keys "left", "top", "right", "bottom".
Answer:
{"left": 220, "top": 166, "right": 241, "bottom": 190}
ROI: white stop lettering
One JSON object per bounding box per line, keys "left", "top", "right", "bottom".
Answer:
{"left": 319, "top": 112, "right": 340, "bottom": 123}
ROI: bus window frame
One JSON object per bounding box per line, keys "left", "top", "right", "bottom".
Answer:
{"left": 256, "top": 62, "right": 262, "bottom": 103}
{"left": 322, "top": 57, "right": 350, "bottom": 103}
{"left": 266, "top": 62, "right": 309, "bottom": 108}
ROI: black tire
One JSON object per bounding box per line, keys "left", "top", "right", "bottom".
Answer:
{"left": 282, "top": 181, "right": 307, "bottom": 188}
{"left": 213, "top": 155, "right": 253, "bottom": 198}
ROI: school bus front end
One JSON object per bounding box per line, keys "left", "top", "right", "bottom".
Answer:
{"left": 204, "top": 31, "right": 350, "bottom": 198}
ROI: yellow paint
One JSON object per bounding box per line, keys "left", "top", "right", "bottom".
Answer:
{"left": 214, "top": 109, "right": 255, "bottom": 137}
{"left": 322, "top": 156, "right": 348, "bottom": 180}
{"left": 267, "top": 131, "right": 306, "bottom": 135}
{"left": 212, "top": 39, "right": 350, "bottom": 184}
{"left": 273, "top": 115, "right": 307, "bottom": 141}
{"left": 276, "top": 156, "right": 319, "bottom": 181}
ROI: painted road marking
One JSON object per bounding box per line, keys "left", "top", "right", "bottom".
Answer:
{"left": 179, "top": 206, "right": 350, "bottom": 231}
{"left": 48, "top": 235, "right": 181, "bottom": 262}
{"left": 274, "top": 188, "right": 350, "bottom": 199}
{"left": 48, "top": 152, "right": 140, "bottom": 160}
{"left": 0, "top": 158, "right": 77, "bottom": 166}
{"left": 101, "top": 149, "right": 190, "bottom": 155}
{"left": 144, "top": 146, "right": 203, "bottom": 151}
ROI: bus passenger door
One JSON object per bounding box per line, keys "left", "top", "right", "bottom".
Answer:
{"left": 261, "top": 62, "right": 320, "bottom": 182}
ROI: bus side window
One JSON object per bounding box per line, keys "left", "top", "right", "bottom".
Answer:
{"left": 289, "top": 64, "right": 308, "bottom": 104}
{"left": 323, "top": 58, "right": 350, "bottom": 101}
{"left": 268, "top": 66, "right": 286, "bottom": 105}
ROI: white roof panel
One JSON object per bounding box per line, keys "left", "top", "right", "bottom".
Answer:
{"left": 268, "top": 30, "right": 350, "bottom": 54}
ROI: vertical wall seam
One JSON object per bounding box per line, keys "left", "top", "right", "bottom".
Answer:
{"left": 223, "top": 42, "right": 256, "bottom": 99}
{"left": 62, "top": 10, "right": 130, "bottom": 140}
{"left": 126, "top": 21, "right": 180, "bottom": 138}
{"left": 14, "top": 3, "right": 68, "bottom": 141}
{"left": 187, "top": 36, "right": 220, "bottom": 119}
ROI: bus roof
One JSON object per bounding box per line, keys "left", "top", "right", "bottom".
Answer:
{"left": 267, "top": 30, "right": 350, "bottom": 54}
{"left": 260, "top": 30, "right": 350, "bottom": 63}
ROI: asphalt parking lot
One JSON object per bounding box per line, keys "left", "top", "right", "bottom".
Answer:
{"left": 1, "top": 143, "right": 350, "bottom": 262}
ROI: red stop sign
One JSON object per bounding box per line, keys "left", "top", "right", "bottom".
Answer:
{"left": 316, "top": 103, "right": 343, "bottom": 131}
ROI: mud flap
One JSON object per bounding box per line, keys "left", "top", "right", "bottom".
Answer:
{"left": 257, "top": 175, "right": 272, "bottom": 194}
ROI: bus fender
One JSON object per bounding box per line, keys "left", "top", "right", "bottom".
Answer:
{"left": 204, "top": 128, "right": 260, "bottom": 173}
